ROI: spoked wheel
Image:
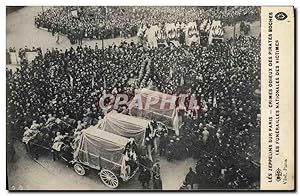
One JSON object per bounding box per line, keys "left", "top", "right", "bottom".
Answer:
{"left": 74, "top": 163, "right": 86, "bottom": 176}
{"left": 99, "top": 169, "right": 119, "bottom": 188}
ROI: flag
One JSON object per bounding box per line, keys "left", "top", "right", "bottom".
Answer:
{"left": 185, "top": 21, "right": 200, "bottom": 46}
{"left": 69, "top": 74, "right": 73, "bottom": 88}
{"left": 169, "top": 66, "right": 173, "bottom": 77}
{"left": 202, "top": 100, "right": 208, "bottom": 112}
{"left": 208, "top": 20, "right": 223, "bottom": 44}
{"left": 180, "top": 75, "right": 184, "bottom": 86}
{"left": 213, "top": 91, "right": 218, "bottom": 108}
{"left": 103, "top": 76, "right": 107, "bottom": 88}
{"left": 91, "top": 72, "right": 96, "bottom": 88}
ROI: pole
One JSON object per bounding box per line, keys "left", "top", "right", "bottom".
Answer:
{"left": 102, "top": 30, "right": 104, "bottom": 49}
{"left": 102, "top": 19, "right": 106, "bottom": 49}
{"left": 233, "top": 23, "right": 236, "bottom": 42}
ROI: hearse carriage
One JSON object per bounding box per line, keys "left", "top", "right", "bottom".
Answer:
{"left": 72, "top": 127, "right": 139, "bottom": 188}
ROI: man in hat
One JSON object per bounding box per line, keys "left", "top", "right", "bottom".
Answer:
{"left": 179, "top": 181, "right": 189, "bottom": 190}
{"left": 152, "top": 160, "right": 161, "bottom": 178}
{"left": 202, "top": 127, "right": 209, "bottom": 145}
{"left": 45, "top": 114, "right": 56, "bottom": 127}
{"left": 139, "top": 152, "right": 153, "bottom": 171}
{"left": 166, "top": 139, "right": 175, "bottom": 161}
{"left": 174, "top": 137, "right": 182, "bottom": 160}
{"left": 159, "top": 133, "right": 168, "bottom": 156}
{"left": 153, "top": 174, "right": 163, "bottom": 190}
{"left": 52, "top": 132, "right": 65, "bottom": 161}
{"left": 22, "top": 127, "right": 39, "bottom": 153}
{"left": 138, "top": 166, "right": 151, "bottom": 189}
{"left": 185, "top": 167, "right": 197, "bottom": 189}
{"left": 30, "top": 120, "right": 40, "bottom": 130}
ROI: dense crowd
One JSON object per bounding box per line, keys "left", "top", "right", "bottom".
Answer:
{"left": 151, "top": 35, "right": 261, "bottom": 189}
{"left": 7, "top": 32, "right": 260, "bottom": 189}
{"left": 34, "top": 6, "right": 260, "bottom": 41}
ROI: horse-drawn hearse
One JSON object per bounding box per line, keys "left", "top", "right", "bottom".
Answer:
{"left": 97, "top": 111, "right": 168, "bottom": 160}
{"left": 72, "top": 126, "right": 139, "bottom": 188}
{"left": 129, "top": 88, "right": 184, "bottom": 135}
{"left": 98, "top": 111, "right": 168, "bottom": 147}
{"left": 22, "top": 111, "right": 168, "bottom": 188}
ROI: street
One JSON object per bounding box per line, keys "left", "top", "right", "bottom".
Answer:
{"left": 7, "top": 140, "right": 196, "bottom": 190}
{"left": 6, "top": 6, "right": 138, "bottom": 51}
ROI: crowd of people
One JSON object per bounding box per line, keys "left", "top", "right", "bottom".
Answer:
{"left": 34, "top": 6, "right": 260, "bottom": 42}
{"left": 152, "top": 35, "right": 261, "bottom": 189}
{"left": 7, "top": 28, "right": 260, "bottom": 189}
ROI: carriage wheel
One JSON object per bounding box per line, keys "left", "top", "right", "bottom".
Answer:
{"left": 74, "top": 163, "right": 86, "bottom": 176}
{"left": 99, "top": 169, "right": 119, "bottom": 188}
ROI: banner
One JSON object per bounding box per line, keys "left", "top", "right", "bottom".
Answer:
{"left": 185, "top": 22, "right": 200, "bottom": 46}
{"left": 199, "top": 18, "right": 212, "bottom": 33}
{"left": 145, "top": 25, "right": 160, "bottom": 48}
{"left": 71, "top": 9, "right": 78, "bottom": 18}
{"left": 165, "top": 23, "right": 176, "bottom": 40}
{"left": 140, "top": 19, "right": 224, "bottom": 46}
{"left": 208, "top": 20, "right": 224, "bottom": 44}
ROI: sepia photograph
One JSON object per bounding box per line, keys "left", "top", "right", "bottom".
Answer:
{"left": 5, "top": 4, "right": 294, "bottom": 191}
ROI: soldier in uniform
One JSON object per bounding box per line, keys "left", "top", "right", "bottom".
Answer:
{"left": 158, "top": 133, "right": 168, "bottom": 156}
{"left": 153, "top": 174, "right": 163, "bottom": 190}
{"left": 185, "top": 167, "right": 197, "bottom": 189}
{"left": 22, "top": 127, "right": 39, "bottom": 153}
{"left": 138, "top": 167, "right": 151, "bottom": 189}
{"left": 52, "top": 132, "right": 65, "bottom": 161}
{"left": 166, "top": 139, "right": 175, "bottom": 161}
